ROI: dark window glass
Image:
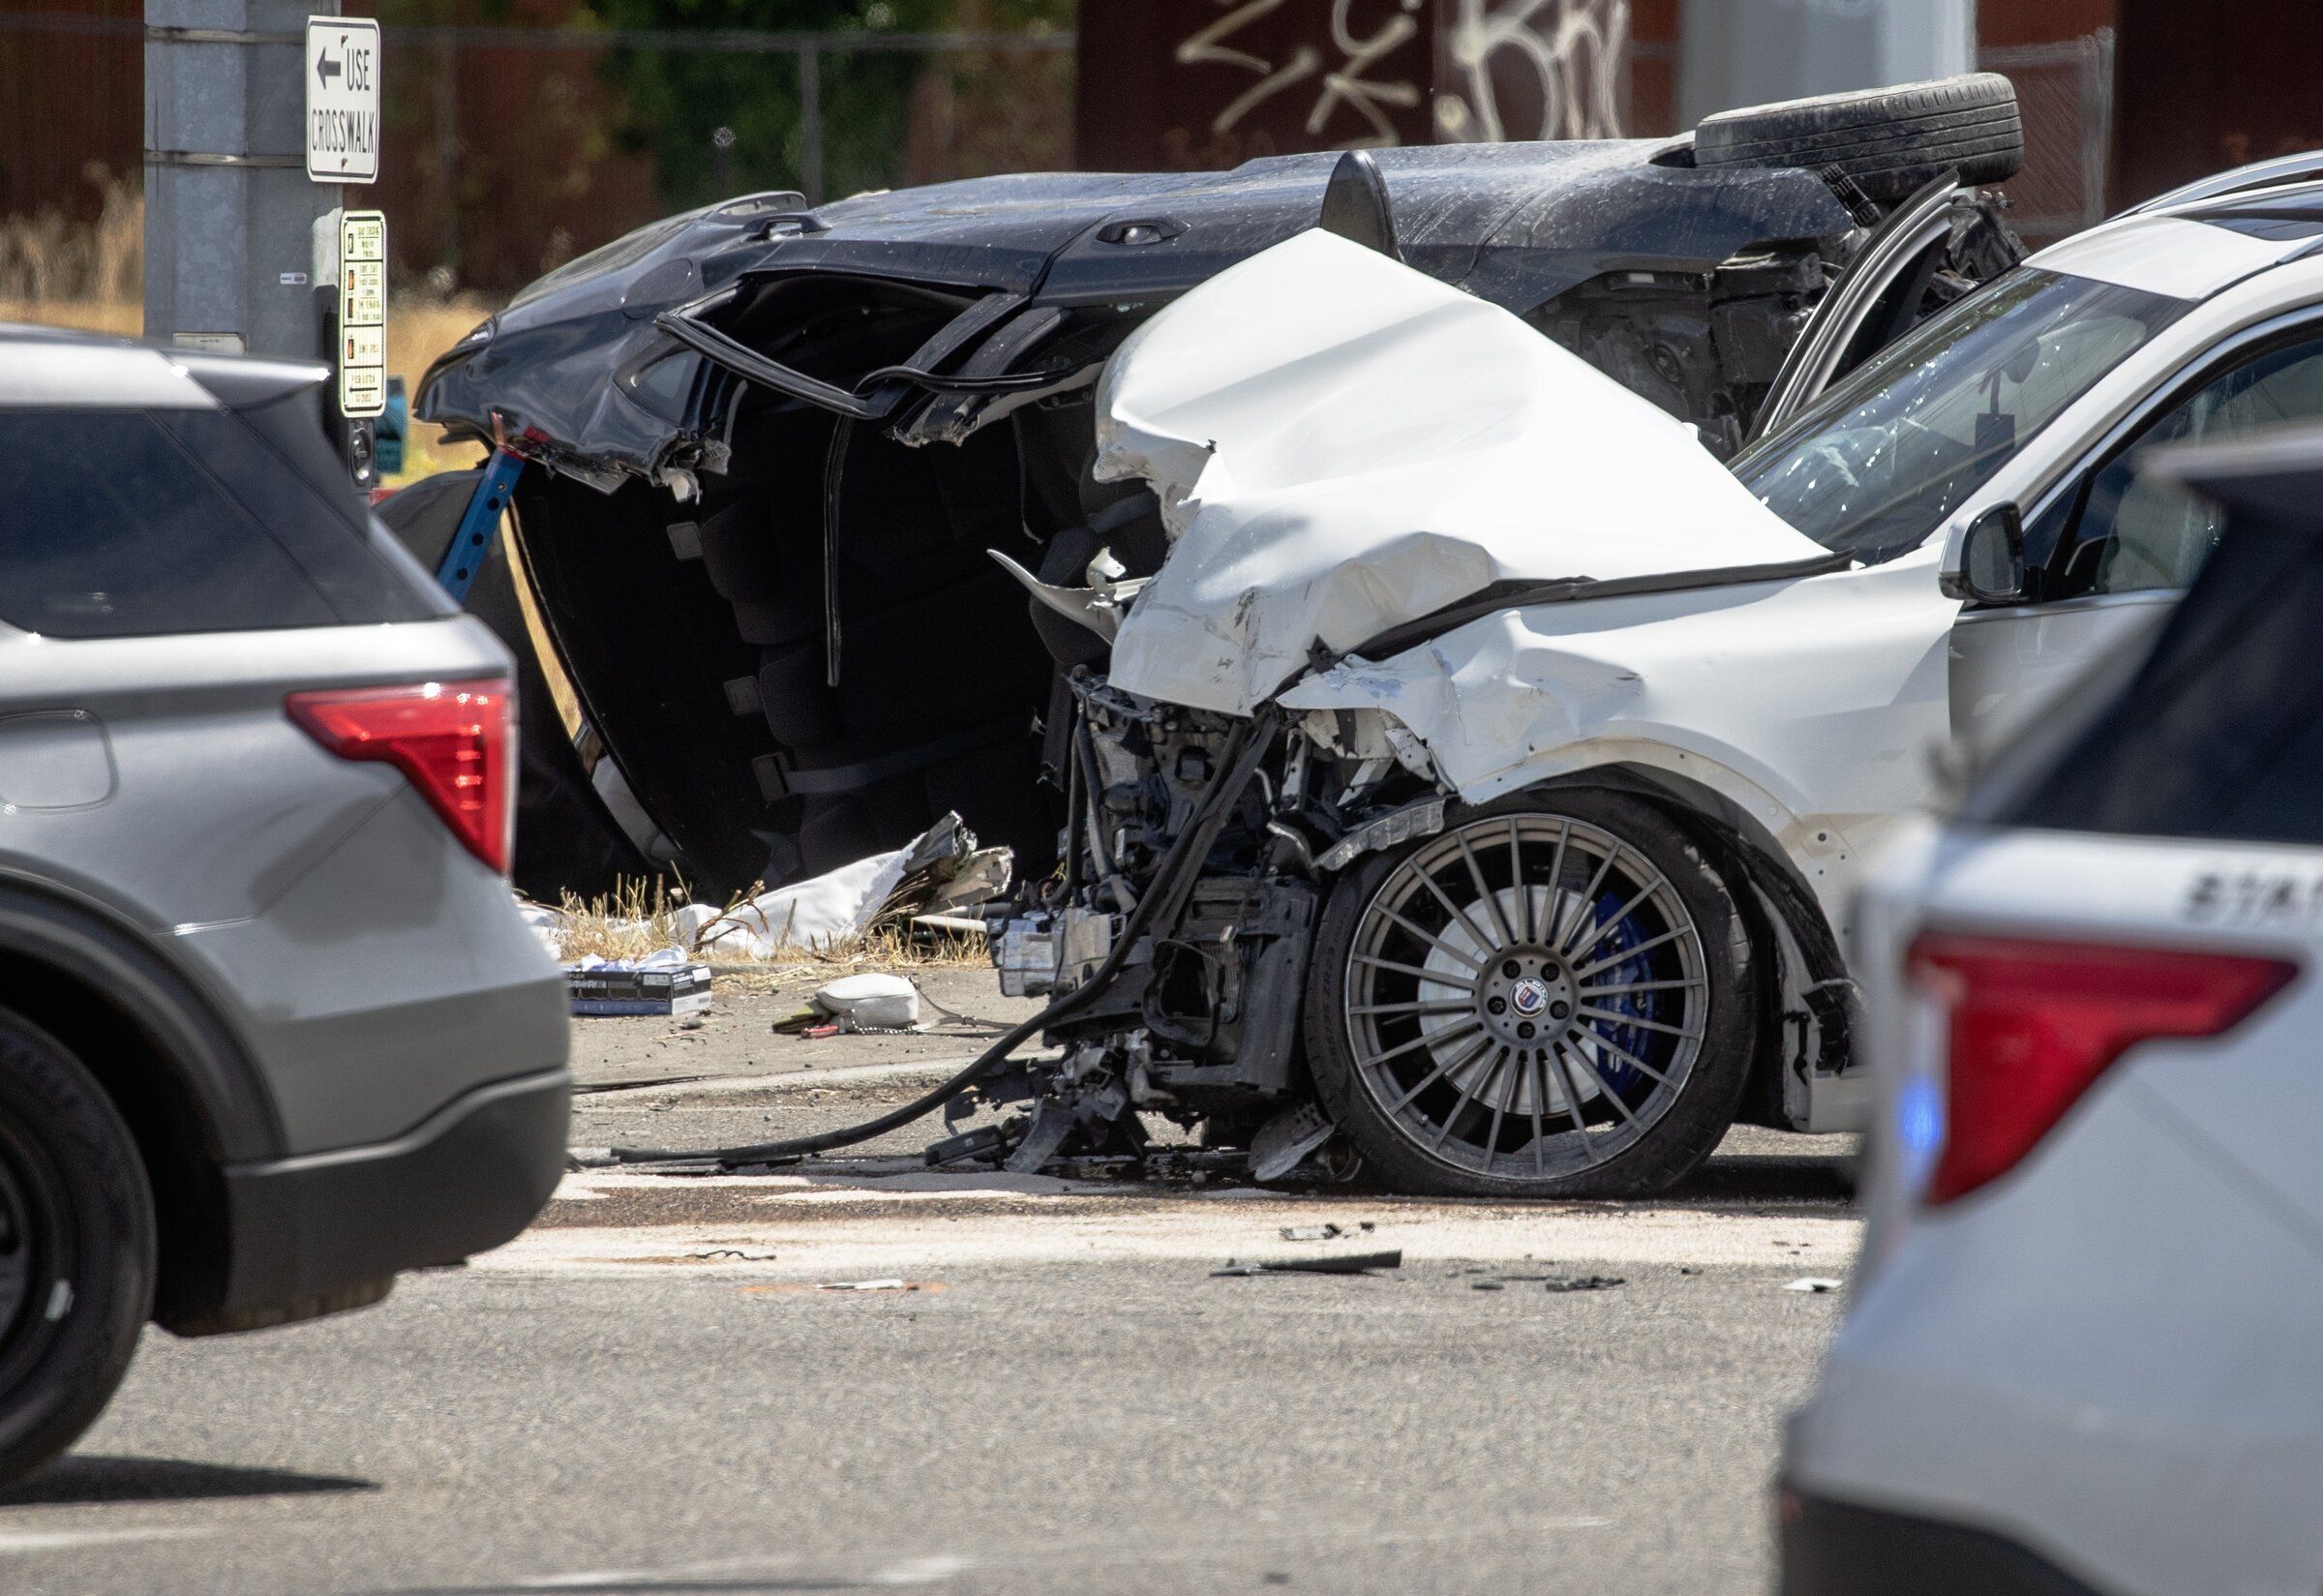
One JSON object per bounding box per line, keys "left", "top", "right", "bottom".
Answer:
{"left": 2041, "top": 333, "right": 2323, "bottom": 599}
{"left": 1972, "top": 516, "right": 2323, "bottom": 845}
{"left": 0, "top": 406, "right": 437, "bottom": 638}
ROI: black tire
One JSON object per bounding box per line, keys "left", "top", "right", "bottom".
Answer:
{"left": 0, "top": 1012, "right": 156, "bottom": 1490}
{"left": 1695, "top": 73, "right": 2022, "bottom": 203}
{"left": 1305, "top": 789, "right": 1758, "bottom": 1199}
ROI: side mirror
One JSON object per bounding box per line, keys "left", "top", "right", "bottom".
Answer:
{"left": 1954, "top": 501, "right": 2028, "bottom": 604}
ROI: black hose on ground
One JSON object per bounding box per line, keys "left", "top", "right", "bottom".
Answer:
{"left": 607, "top": 712, "right": 1275, "bottom": 1167}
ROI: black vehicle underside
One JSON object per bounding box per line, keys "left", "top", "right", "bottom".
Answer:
{"left": 500, "top": 196, "right": 2015, "bottom": 905}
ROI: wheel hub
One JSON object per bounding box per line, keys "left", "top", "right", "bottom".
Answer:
{"left": 1478, "top": 949, "right": 1576, "bottom": 1046}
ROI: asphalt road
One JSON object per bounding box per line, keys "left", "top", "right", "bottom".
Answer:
{"left": 0, "top": 980, "right": 1858, "bottom": 1596}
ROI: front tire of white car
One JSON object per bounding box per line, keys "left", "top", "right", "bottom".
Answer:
{"left": 1306, "top": 790, "right": 1759, "bottom": 1198}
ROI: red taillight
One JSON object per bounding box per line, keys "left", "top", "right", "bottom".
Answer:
{"left": 287, "top": 678, "right": 514, "bottom": 874}
{"left": 1907, "top": 934, "right": 2294, "bottom": 1205}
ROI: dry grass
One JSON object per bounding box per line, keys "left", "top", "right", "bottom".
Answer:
{"left": 0, "top": 178, "right": 492, "bottom": 487}
{"left": 0, "top": 166, "right": 141, "bottom": 304}
{"left": 551, "top": 880, "right": 988, "bottom": 984}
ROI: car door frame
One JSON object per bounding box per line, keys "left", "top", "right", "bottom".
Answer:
{"left": 1748, "top": 173, "right": 1973, "bottom": 443}
{"left": 1944, "top": 300, "right": 2323, "bottom": 746}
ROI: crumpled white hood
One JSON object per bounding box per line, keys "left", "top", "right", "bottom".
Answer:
{"left": 1091, "top": 227, "right": 1830, "bottom": 714}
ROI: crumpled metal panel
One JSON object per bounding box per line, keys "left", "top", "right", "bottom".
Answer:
{"left": 416, "top": 144, "right": 1855, "bottom": 485}
{"left": 1094, "top": 228, "right": 1831, "bottom": 715}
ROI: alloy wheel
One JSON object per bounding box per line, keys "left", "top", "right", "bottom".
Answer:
{"left": 1341, "top": 812, "right": 1709, "bottom": 1180}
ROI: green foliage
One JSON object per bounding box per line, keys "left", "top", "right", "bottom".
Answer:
{"left": 585, "top": 0, "right": 1071, "bottom": 209}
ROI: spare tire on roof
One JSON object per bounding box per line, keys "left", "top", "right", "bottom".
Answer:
{"left": 1693, "top": 73, "right": 2022, "bottom": 204}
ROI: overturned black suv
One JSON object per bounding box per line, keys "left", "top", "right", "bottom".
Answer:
{"left": 409, "top": 74, "right": 2024, "bottom": 905}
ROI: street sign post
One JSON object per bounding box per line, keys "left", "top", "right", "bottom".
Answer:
{"left": 338, "top": 209, "right": 387, "bottom": 418}
{"left": 305, "top": 15, "right": 379, "bottom": 184}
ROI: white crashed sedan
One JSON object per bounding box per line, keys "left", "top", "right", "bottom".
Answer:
{"left": 1002, "top": 150, "right": 2323, "bottom": 1193}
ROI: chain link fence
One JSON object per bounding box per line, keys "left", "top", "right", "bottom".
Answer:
{"left": 2, "top": 8, "right": 2120, "bottom": 293}
{"left": 0, "top": 10, "right": 1072, "bottom": 294}
{"left": 1979, "top": 29, "right": 2114, "bottom": 246}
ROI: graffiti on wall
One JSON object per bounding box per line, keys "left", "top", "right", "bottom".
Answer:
{"left": 1171, "top": 0, "right": 1428, "bottom": 152}
{"left": 1436, "top": 0, "right": 1631, "bottom": 143}
{"left": 1114, "top": 0, "right": 1634, "bottom": 170}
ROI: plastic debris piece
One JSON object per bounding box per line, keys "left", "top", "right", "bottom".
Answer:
{"left": 1472, "top": 1280, "right": 1505, "bottom": 1292}
{"left": 1786, "top": 1277, "right": 1844, "bottom": 1293}
{"left": 681, "top": 813, "right": 1011, "bottom": 959}
{"left": 924, "top": 1126, "right": 1009, "bottom": 1168}
{"left": 1212, "top": 1250, "right": 1402, "bottom": 1278}
{"left": 516, "top": 896, "right": 568, "bottom": 958}
{"left": 812, "top": 972, "right": 920, "bottom": 1032}
{"left": 1544, "top": 1274, "right": 1625, "bottom": 1293}
{"left": 1279, "top": 1223, "right": 1345, "bottom": 1242}
{"left": 1251, "top": 1101, "right": 1336, "bottom": 1181}
{"left": 742, "top": 1280, "right": 947, "bottom": 1296}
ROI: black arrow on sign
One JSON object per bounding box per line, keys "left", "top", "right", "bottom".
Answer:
{"left": 316, "top": 47, "right": 341, "bottom": 89}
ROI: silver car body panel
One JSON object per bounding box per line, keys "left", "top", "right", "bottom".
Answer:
{"left": 1790, "top": 823, "right": 2323, "bottom": 1596}
{"left": 0, "top": 613, "right": 566, "bottom": 1153}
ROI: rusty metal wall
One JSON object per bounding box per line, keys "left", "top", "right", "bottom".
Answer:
{"left": 2114, "top": 0, "right": 2323, "bottom": 208}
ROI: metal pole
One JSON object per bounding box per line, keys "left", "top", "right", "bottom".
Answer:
{"left": 435, "top": 31, "right": 460, "bottom": 282}
{"left": 798, "top": 41, "right": 824, "bottom": 206}
{"left": 143, "top": 0, "right": 338, "bottom": 359}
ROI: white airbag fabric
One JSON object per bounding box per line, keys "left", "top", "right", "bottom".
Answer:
{"left": 1093, "top": 228, "right": 1826, "bottom": 714}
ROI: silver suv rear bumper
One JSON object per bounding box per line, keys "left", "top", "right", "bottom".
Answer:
{"left": 173, "top": 1067, "right": 570, "bottom": 1336}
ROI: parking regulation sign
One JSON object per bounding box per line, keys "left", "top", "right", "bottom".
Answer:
{"left": 305, "top": 16, "right": 379, "bottom": 183}
{"left": 338, "top": 210, "right": 387, "bottom": 417}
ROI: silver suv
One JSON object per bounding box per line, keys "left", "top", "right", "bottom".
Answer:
{"left": 0, "top": 326, "right": 571, "bottom": 1485}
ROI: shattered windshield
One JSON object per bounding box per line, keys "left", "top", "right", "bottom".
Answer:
{"left": 1733, "top": 269, "right": 2193, "bottom": 564}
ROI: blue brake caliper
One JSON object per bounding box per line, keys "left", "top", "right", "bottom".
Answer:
{"left": 1581, "top": 889, "right": 1659, "bottom": 1097}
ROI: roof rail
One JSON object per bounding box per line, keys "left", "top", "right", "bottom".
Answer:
{"left": 2131, "top": 151, "right": 2323, "bottom": 218}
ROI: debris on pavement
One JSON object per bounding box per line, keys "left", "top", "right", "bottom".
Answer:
{"left": 683, "top": 813, "right": 1009, "bottom": 959}
{"left": 564, "top": 948, "right": 713, "bottom": 1016}
{"left": 517, "top": 895, "right": 568, "bottom": 957}
{"left": 1786, "top": 1278, "right": 1845, "bottom": 1294}
{"left": 739, "top": 1280, "right": 950, "bottom": 1296}
{"left": 922, "top": 1126, "right": 1010, "bottom": 1168}
{"left": 1250, "top": 1103, "right": 1338, "bottom": 1183}
{"left": 1212, "top": 1250, "right": 1403, "bottom": 1278}
{"left": 1279, "top": 1223, "right": 1347, "bottom": 1242}
{"left": 1544, "top": 1275, "right": 1626, "bottom": 1293}
{"left": 810, "top": 973, "right": 920, "bottom": 1033}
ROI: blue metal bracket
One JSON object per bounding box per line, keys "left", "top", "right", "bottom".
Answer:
{"left": 437, "top": 447, "right": 527, "bottom": 602}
